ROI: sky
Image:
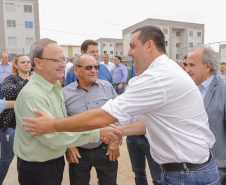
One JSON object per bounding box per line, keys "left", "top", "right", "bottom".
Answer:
{"left": 38, "top": 0, "right": 226, "bottom": 51}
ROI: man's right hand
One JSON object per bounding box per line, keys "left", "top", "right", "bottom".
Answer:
{"left": 66, "top": 147, "right": 81, "bottom": 164}
{"left": 100, "top": 126, "right": 122, "bottom": 143}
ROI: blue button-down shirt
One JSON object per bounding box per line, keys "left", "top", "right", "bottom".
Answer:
{"left": 112, "top": 63, "right": 128, "bottom": 84}
{"left": 198, "top": 75, "right": 214, "bottom": 99}
{"left": 64, "top": 63, "right": 113, "bottom": 87}
{"left": 217, "top": 72, "right": 226, "bottom": 82}
{"left": 0, "top": 62, "right": 12, "bottom": 84}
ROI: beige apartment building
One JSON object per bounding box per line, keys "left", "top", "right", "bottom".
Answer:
{"left": 219, "top": 44, "right": 226, "bottom": 63}
{"left": 0, "top": 0, "right": 40, "bottom": 60}
{"left": 95, "top": 38, "right": 123, "bottom": 62}
{"left": 122, "top": 18, "right": 204, "bottom": 62}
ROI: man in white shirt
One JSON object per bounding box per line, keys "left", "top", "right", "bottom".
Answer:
{"left": 100, "top": 54, "right": 115, "bottom": 76}
{"left": 65, "top": 56, "right": 76, "bottom": 78}
{"left": 22, "top": 26, "right": 220, "bottom": 184}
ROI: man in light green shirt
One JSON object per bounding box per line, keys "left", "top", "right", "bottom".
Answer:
{"left": 14, "top": 38, "right": 121, "bottom": 185}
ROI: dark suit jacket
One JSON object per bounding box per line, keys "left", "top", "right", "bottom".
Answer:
{"left": 204, "top": 76, "right": 226, "bottom": 167}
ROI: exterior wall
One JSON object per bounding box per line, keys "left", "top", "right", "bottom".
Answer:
{"left": 60, "top": 45, "right": 81, "bottom": 58}
{"left": 219, "top": 44, "right": 226, "bottom": 63}
{"left": 96, "top": 38, "right": 123, "bottom": 62}
{"left": 0, "top": 0, "right": 39, "bottom": 58}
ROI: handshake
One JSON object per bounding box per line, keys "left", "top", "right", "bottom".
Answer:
{"left": 66, "top": 125, "right": 123, "bottom": 163}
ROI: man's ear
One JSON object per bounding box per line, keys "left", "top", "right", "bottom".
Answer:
{"left": 73, "top": 65, "right": 78, "bottom": 76}
{"left": 146, "top": 40, "right": 154, "bottom": 53}
{"left": 33, "top": 58, "right": 42, "bottom": 70}
{"left": 81, "top": 51, "right": 85, "bottom": 54}
{"left": 206, "top": 63, "right": 212, "bottom": 73}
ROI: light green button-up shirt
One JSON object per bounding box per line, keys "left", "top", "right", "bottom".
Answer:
{"left": 14, "top": 72, "right": 100, "bottom": 162}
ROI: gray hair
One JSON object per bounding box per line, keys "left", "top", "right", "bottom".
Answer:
{"left": 192, "top": 45, "right": 219, "bottom": 75}
{"left": 73, "top": 54, "right": 96, "bottom": 66}
{"left": 30, "top": 38, "right": 57, "bottom": 67}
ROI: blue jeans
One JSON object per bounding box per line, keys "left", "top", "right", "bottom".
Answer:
{"left": 0, "top": 85, "right": 3, "bottom": 99}
{"left": 113, "top": 83, "right": 126, "bottom": 95}
{"left": 161, "top": 156, "right": 220, "bottom": 185}
{"left": 126, "top": 135, "right": 162, "bottom": 185}
{"left": 0, "top": 128, "right": 15, "bottom": 185}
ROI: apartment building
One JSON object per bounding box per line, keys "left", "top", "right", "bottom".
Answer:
{"left": 122, "top": 18, "right": 204, "bottom": 62}
{"left": 219, "top": 44, "right": 226, "bottom": 63}
{"left": 60, "top": 44, "right": 81, "bottom": 58}
{"left": 95, "top": 38, "right": 123, "bottom": 62}
{"left": 0, "top": 0, "right": 40, "bottom": 60}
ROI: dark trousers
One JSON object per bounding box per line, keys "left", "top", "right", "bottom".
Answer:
{"left": 126, "top": 135, "right": 162, "bottom": 185}
{"left": 17, "top": 156, "right": 65, "bottom": 185}
{"left": 69, "top": 144, "right": 118, "bottom": 185}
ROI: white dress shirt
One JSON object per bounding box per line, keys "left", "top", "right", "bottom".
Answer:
{"left": 100, "top": 61, "right": 115, "bottom": 76}
{"left": 65, "top": 62, "right": 73, "bottom": 78}
{"left": 102, "top": 54, "right": 215, "bottom": 164}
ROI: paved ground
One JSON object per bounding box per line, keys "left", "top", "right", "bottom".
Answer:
{"left": 4, "top": 137, "right": 153, "bottom": 185}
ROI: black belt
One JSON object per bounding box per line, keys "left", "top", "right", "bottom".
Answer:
{"left": 160, "top": 154, "right": 212, "bottom": 172}
{"left": 137, "top": 134, "right": 145, "bottom": 138}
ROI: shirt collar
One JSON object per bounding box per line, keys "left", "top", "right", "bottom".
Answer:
{"left": 75, "top": 79, "right": 100, "bottom": 89}
{"left": 32, "top": 72, "right": 61, "bottom": 92}
{"left": 148, "top": 54, "right": 167, "bottom": 69}
{"left": 198, "top": 75, "right": 214, "bottom": 89}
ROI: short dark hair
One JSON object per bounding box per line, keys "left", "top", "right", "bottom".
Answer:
{"left": 133, "top": 25, "right": 166, "bottom": 53}
{"left": 30, "top": 38, "right": 57, "bottom": 67}
{"left": 115, "top": 56, "right": 122, "bottom": 62}
{"left": 220, "top": 62, "right": 226, "bottom": 65}
{"left": 81, "top": 40, "right": 98, "bottom": 53}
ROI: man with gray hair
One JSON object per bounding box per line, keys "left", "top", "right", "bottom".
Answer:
{"left": 186, "top": 46, "right": 226, "bottom": 184}
{"left": 13, "top": 38, "right": 121, "bottom": 185}
{"left": 64, "top": 54, "right": 118, "bottom": 185}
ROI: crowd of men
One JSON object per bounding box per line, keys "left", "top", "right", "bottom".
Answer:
{"left": 1, "top": 25, "right": 226, "bottom": 185}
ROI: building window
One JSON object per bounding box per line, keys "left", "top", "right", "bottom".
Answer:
{"left": 110, "top": 44, "right": 113, "bottom": 47}
{"left": 164, "top": 29, "right": 168, "bottom": 34}
{"left": 110, "top": 51, "right": 113, "bottom": 54}
{"left": 189, "top": 31, "right": 193, "bottom": 37}
{"left": 25, "top": 21, "right": 33, "bottom": 28}
{"left": 26, "top": 38, "right": 34, "bottom": 45}
{"left": 103, "top": 43, "right": 106, "bottom": 47}
{"left": 165, "top": 41, "right": 168, "bottom": 46}
{"left": 176, "top": 54, "right": 180, "bottom": 59}
{"left": 6, "top": 3, "right": 15, "bottom": 11}
{"left": 121, "top": 52, "right": 123, "bottom": 55}
{"left": 24, "top": 5, "right": 32, "bottom": 12}
{"left": 176, "top": 32, "right": 180, "bottom": 36}
{"left": 197, "top": 32, "right": 201, "bottom": 37}
{"left": 176, "top": 43, "right": 180, "bottom": 48}
{"left": 189, "top": 42, "right": 193, "bottom": 47}
{"left": 104, "top": 51, "right": 107, "bottom": 54}
{"left": 7, "top": 20, "right": 16, "bottom": 27}
{"left": 8, "top": 37, "right": 17, "bottom": 45}
{"left": 116, "top": 52, "right": 118, "bottom": 55}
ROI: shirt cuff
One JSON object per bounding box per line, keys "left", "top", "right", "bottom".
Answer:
{"left": 89, "top": 129, "right": 100, "bottom": 143}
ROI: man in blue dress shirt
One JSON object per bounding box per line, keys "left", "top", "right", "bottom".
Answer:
{"left": 112, "top": 56, "right": 128, "bottom": 95}
{"left": 64, "top": 40, "right": 113, "bottom": 86}
{"left": 0, "top": 53, "right": 12, "bottom": 99}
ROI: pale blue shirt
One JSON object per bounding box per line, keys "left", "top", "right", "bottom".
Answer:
{"left": 198, "top": 75, "right": 214, "bottom": 99}
{"left": 0, "top": 62, "right": 13, "bottom": 84}
{"left": 0, "top": 100, "right": 7, "bottom": 113}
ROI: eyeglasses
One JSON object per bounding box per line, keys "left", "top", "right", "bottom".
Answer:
{"left": 39, "top": 57, "right": 66, "bottom": 65}
{"left": 183, "top": 62, "right": 188, "bottom": 66}
{"left": 76, "top": 65, "right": 100, "bottom": 70}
